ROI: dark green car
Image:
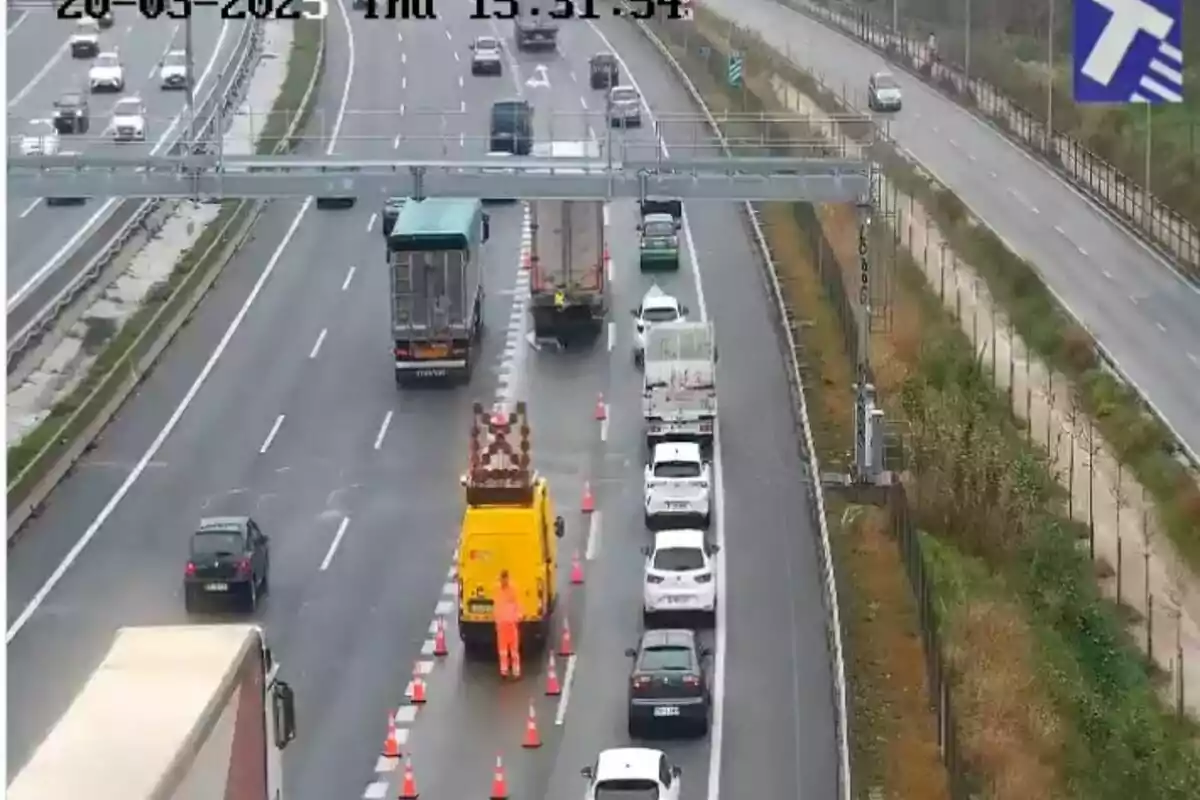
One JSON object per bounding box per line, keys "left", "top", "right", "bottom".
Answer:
{"left": 638, "top": 213, "right": 680, "bottom": 271}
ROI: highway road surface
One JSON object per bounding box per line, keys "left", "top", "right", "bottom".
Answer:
{"left": 6, "top": 8, "right": 233, "bottom": 303}
{"left": 701, "top": 0, "right": 1200, "bottom": 462}
{"left": 6, "top": 5, "right": 840, "bottom": 800}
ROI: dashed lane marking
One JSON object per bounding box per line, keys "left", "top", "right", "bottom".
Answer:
{"left": 554, "top": 654, "right": 578, "bottom": 726}
{"left": 341, "top": 266, "right": 356, "bottom": 290}
{"left": 259, "top": 414, "right": 285, "bottom": 454}
{"left": 309, "top": 328, "right": 327, "bottom": 359}
{"left": 373, "top": 411, "right": 393, "bottom": 450}
{"left": 585, "top": 511, "right": 601, "bottom": 559}
{"left": 319, "top": 516, "right": 350, "bottom": 571}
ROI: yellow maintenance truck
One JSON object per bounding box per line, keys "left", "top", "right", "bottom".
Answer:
{"left": 457, "top": 401, "right": 565, "bottom": 657}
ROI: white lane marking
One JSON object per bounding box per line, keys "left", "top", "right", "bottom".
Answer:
{"left": 1188, "top": 352, "right": 1199, "bottom": 367}
{"left": 606, "top": 320, "right": 615, "bottom": 352}
{"left": 434, "top": 598, "right": 455, "bottom": 616}
{"left": 7, "top": 10, "right": 28, "bottom": 34}
{"left": 585, "top": 511, "right": 601, "bottom": 559}
{"left": 415, "top": 659, "right": 434, "bottom": 675}
{"left": 1054, "top": 224, "right": 1068, "bottom": 237}
{"left": 397, "top": 32, "right": 403, "bottom": 43}
{"left": 402, "top": 75, "right": 407, "bottom": 90}
{"left": 599, "top": 414, "right": 609, "bottom": 442}
{"left": 8, "top": 20, "right": 231, "bottom": 310}
{"left": 8, "top": 40, "right": 69, "bottom": 109}
{"left": 460, "top": 99, "right": 466, "bottom": 112}
{"left": 342, "top": 265, "right": 356, "bottom": 290}
{"left": 393, "top": 134, "right": 401, "bottom": 148}
{"left": 555, "top": 654, "right": 578, "bottom": 726}
{"left": 454, "top": 51, "right": 460, "bottom": 62}
{"left": 308, "top": 328, "right": 328, "bottom": 359}
{"left": 394, "top": 705, "right": 419, "bottom": 724}
{"left": 375, "top": 755, "right": 400, "bottom": 772}
{"left": 570, "top": 70, "right": 578, "bottom": 82}
{"left": 1157, "top": 322, "right": 1168, "bottom": 333}
{"left": 319, "top": 516, "right": 351, "bottom": 571}
{"left": 441, "top": 581, "right": 456, "bottom": 595}
{"left": 583, "top": 21, "right": 727, "bottom": 800}
{"left": 6, "top": 1, "right": 358, "bottom": 643}
{"left": 401, "top": 52, "right": 407, "bottom": 64}
{"left": 458, "top": 75, "right": 464, "bottom": 88}
{"left": 373, "top": 410, "right": 394, "bottom": 450}
{"left": 367, "top": 212, "right": 378, "bottom": 233}
{"left": 259, "top": 414, "right": 285, "bottom": 454}
{"left": 363, "top": 781, "right": 388, "bottom": 799}
{"left": 579, "top": 96, "right": 588, "bottom": 109}
{"left": 1103, "top": 269, "right": 1114, "bottom": 280}
{"left": 420, "top": 639, "right": 436, "bottom": 655}
{"left": 602, "top": 203, "right": 610, "bottom": 227}
{"left": 446, "top": 564, "right": 456, "bottom": 579}
{"left": 18, "top": 199, "right": 40, "bottom": 219}
{"left": 445, "top": 28, "right": 452, "bottom": 40}
{"left": 1077, "top": 245, "right": 1088, "bottom": 256}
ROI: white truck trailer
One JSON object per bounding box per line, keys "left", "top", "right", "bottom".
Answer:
{"left": 642, "top": 320, "right": 718, "bottom": 447}
{"left": 8, "top": 624, "right": 297, "bottom": 800}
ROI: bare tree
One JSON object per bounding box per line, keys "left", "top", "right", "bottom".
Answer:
{"left": 1113, "top": 461, "right": 1128, "bottom": 605}
{"left": 1082, "top": 414, "right": 1101, "bottom": 559}
{"left": 1065, "top": 392, "right": 1081, "bottom": 519}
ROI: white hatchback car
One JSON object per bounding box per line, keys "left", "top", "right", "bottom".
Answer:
{"left": 644, "top": 441, "right": 711, "bottom": 528}
{"left": 582, "top": 748, "right": 681, "bottom": 800}
{"left": 632, "top": 284, "right": 686, "bottom": 365}
{"left": 110, "top": 96, "right": 146, "bottom": 142}
{"left": 160, "top": 49, "right": 188, "bottom": 89}
{"left": 88, "top": 51, "right": 125, "bottom": 92}
{"left": 642, "top": 529, "right": 718, "bottom": 625}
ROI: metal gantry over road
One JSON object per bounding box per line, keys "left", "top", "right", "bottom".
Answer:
{"left": 7, "top": 111, "right": 875, "bottom": 204}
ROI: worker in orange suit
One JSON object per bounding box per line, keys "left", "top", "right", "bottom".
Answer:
{"left": 495, "top": 570, "right": 522, "bottom": 678}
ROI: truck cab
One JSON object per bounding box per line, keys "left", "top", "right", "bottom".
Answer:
{"left": 457, "top": 402, "right": 565, "bottom": 657}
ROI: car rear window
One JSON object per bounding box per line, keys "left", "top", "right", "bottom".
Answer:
{"left": 611, "top": 89, "right": 637, "bottom": 102}
{"left": 639, "top": 645, "right": 694, "bottom": 671}
{"left": 594, "top": 780, "right": 658, "bottom": 800}
{"left": 191, "top": 531, "right": 243, "bottom": 556}
{"left": 653, "top": 460, "right": 701, "bottom": 479}
{"left": 642, "top": 306, "right": 678, "bottom": 323}
{"left": 653, "top": 546, "right": 705, "bottom": 572}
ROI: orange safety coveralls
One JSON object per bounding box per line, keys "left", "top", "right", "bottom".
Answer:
{"left": 495, "top": 582, "right": 522, "bottom": 677}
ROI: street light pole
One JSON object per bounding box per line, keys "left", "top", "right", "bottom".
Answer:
{"left": 963, "top": 0, "right": 972, "bottom": 80}
{"left": 892, "top": 0, "right": 898, "bottom": 33}
{"left": 184, "top": 15, "right": 196, "bottom": 151}
{"left": 1047, "top": 0, "right": 1054, "bottom": 151}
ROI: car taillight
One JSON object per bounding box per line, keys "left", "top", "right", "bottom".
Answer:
{"left": 184, "top": 562, "right": 196, "bottom": 577}
{"left": 682, "top": 675, "right": 700, "bottom": 687}
{"left": 646, "top": 574, "right": 665, "bottom": 584}
{"left": 632, "top": 676, "right": 651, "bottom": 689}
{"left": 694, "top": 572, "right": 712, "bottom": 584}
{"left": 395, "top": 347, "right": 409, "bottom": 358}
{"left": 235, "top": 558, "right": 251, "bottom": 575}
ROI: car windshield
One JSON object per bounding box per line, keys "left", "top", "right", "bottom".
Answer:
{"left": 113, "top": 100, "right": 141, "bottom": 116}
{"left": 653, "top": 459, "right": 701, "bottom": 478}
{"left": 475, "top": 37, "right": 498, "bottom": 51}
{"left": 191, "top": 531, "right": 244, "bottom": 556}
{"left": 164, "top": 51, "right": 185, "bottom": 68}
{"left": 95, "top": 53, "right": 118, "bottom": 68}
{"left": 639, "top": 645, "right": 695, "bottom": 671}
{"left": 611, "top": 88, "right": 637, "bottom": 103}
{"left": 594, "top": 780, "right": 659, "bottom": 800}
{"left": 653, "top": 546, "right": 706, "bottom": 571}
{"left": 874, "top": 74, "right": 897, "bottom": 89}
{"left": 642, "top": 306, "right": 678, "bottom": 323}
{"left": 644, "top": 221, "right": 674, "bottom": 237}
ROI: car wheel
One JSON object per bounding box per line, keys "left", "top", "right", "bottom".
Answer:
{"left": 700, "top": 513, "right": 711, "bottom": 529}
{"left": 644, "top": 512, "right": 655, "bottom": 530}
{"left": 184, "top": 586, "right": 198, "bottom": 614}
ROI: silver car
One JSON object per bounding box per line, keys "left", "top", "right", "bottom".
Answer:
{"left": 470, "top": 36, "right": 502, "bottom": 76}
{"left": 867, "top": 71, "right": 902, "bottom": 111}
{"left": 607, "top": 85, "right": 641, "bottom": 127}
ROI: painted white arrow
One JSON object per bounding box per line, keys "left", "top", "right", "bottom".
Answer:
{"left": 525, "top": 64, "right": 550, "bottom": 88}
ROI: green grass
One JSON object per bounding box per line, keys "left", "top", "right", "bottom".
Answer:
{"left": 7, "top": 18, "right": 326, "bottom": 509}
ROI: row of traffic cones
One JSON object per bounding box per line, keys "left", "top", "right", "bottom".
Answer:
{"left": 390, "top": 752, "right": 519, "bottom": 799}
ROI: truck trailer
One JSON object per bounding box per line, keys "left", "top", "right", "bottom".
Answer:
{"left": 8, "top": 624, "right": 296, "bottom": 800}
{"left": 642, "top": 321, "right": 718, "bottom": 448}
{"left": 513, "top": 8, "right": 557, "bottom": 50}
{"left": 389, "top": 198, "right": 489, "bottom": 385}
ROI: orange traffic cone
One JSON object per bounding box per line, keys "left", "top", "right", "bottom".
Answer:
{"left": 545, "top": 652, "right": 561, "bottom": 696}
{"left": 398, "top": 756, "right": 419, "bottom": 799}
{"left": 581, "top": 482, "right": 595, "bottom": 514}
{"left": 522, "top": 701, "right": 542, "bottom": 748}
{"left": 409, "top": 664, "right": 427, "bottom": 705}
{"left": 570, "top": 550, "right": 585, "bottom": 585}
{"left": 558, "top": 619, "right": 574, "bottom": 657}
{"left": 433, "top": 618, "right": 449, "bottom": 657}
{"left": 382, "top": 711, "right": 402, "bottom": 758}
{"left": 490, "top": 754, "right": 509, "bottom": 800}
{"left": 594, "top": 393, "right": 607, "bottom": 420}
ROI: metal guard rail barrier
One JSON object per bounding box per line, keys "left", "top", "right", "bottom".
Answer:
{"left": 785, "top": 0, "right": 1200, "bottom": 279}
{"left": 618, "top": 4, "right": 854, "bottom": 798}
{"left": 6, "top": 19, "right": 266, "bottom": 372}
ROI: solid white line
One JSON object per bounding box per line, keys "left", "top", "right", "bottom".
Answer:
{"left": 259, "top": 414, "right": 285, "bottom": 454}
{"left": 420, "top": 639, "right": 436, "bottom": 655}
{"left": 599, "top": 416, "right": 609, "bottom": 443}
{"left": 342, "top": 265, "right": 356, "bottom": 290}
{"left": 18, "top": 199, "right": 40, "bottom": 219}
{"left": 309, "top": 328, "right": 328, "bottom": 359}
{"left": 602, "top": 204, "right": 610, "bottom": 227}
{"left": 394, "top": 705, "right": 419, "bottom": 724}
{"left": 606, "top": 320, "right": 615, "bottom": 352}
{"left": 6, "top": 1, "right": 359, "bottom": 644}
{"left": 584, "top": 22, "right": 726, "bottom": 800}
{"left": 434, "top": 599, "right": 455, "bottom": 616}
{"left": 7, "top": 10, "right": 28, "bottom": 35}
{"left": 585, "top": 511, "right": 601, "bottom": 559}
{"left": 319, "top": 516, "right": 351, "bottom": 571}
{"left": 8, "top": 40, "right": 69, "bottom": 109}
{"left": 555, "top": 654, "right": 578, "bottom": 726}
{"left": 441, "top": 581, "right": 456, "bottom": 595}
{"left": 363, "top": 781, "right": 388, "bottom": 800}
{"left": 373, "top": 410, "right": 394, "bottom": 450}
{"left": 367, "top": 212, "right": 377, "bottom": 233}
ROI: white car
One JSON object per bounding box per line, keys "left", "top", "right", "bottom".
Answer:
{"left": 632, "top": 284, "right": 686, "bottom": 365}
{"left": 642, "top": 529, "right": 718, "bottom": 624}
{"left": 160, "top": 49, "right": 188, "bottom": 89}
{"left": 88, "top": 51, "right": 125, "bottom": 93}
{"left": 581, "top": 748, "right": 681, "bottom": 800}
{"left": 867, "top": 70, "right": 902, "bottom": 111}
{"left": 19, "top": 119, "right": 61, "bottom": 156}
{"left": 110, "top": 96, "right": 146, "bottom": 142}
{"left": 608, "top": 85, "right": 641, "bottom": 126}
{"left": 69, "top": 19, "right": 100, "bottom": 58}
{"left": 644, "top": 441, "right": 711, "bottom": 528}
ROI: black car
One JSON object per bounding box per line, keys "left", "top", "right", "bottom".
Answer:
{"left": 53, "top": 92, "right": 90, "bottom": 134}
{"left": 589, "top": 53, "right": 619, "bottom": 90}
{"left": 381, "top": 196, "right": 406, "bottom": 238}
{"left": 183, "top": 516, "right": 270, "bottom": 613}
{"left": 626, "top": 629, "right": 711, "bottom": 738}
{"left": 489, "top": 99, "right": 533, "bottom": 156}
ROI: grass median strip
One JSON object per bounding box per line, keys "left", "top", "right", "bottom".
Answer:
{"left": 7, "top": 18, "right": 325, "bottom": 514}
{"left": 634, "top": 7, "right": 1200, "bottom": 796}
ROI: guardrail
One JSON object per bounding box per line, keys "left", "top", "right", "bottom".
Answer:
{"left": 7, "top": 20, "right": 327, "bottom": 538}
{"left": 617, "top": 6, "right": 853, "bottom": 799}
{"left": 6, "top": 19, "right": 266, "bottom": 373}
{"left": 780, "top": 0, "right": 1200, "bottom": 280}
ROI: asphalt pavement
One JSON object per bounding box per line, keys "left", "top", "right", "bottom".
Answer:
{"left": 6, "top": 9, "right": 232, "bottom": 301}
{"left": 7, "top": 6, "right": 840, "bottom": 800}
{"left": 701, "top": 0, "right": 1200, "bottom": 461}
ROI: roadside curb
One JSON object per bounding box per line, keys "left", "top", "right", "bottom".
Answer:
{"left": 7, "top": 19, "right": 328, "bottom": 540}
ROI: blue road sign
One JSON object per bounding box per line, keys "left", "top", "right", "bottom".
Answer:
{"left": 728, "top": 53, "right": 743, "bottom": 88}
{"left": 1074, "top": 0, "right": 1183, "bottom": 103}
